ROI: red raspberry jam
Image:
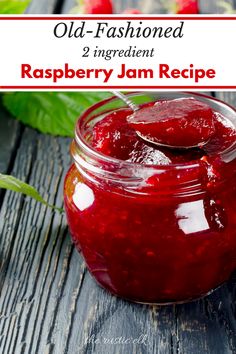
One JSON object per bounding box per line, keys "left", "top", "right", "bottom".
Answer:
{"left": 127, "top": 98, "right": 216, "bottom": 148}
{"left": 64, "top": 92, "right": 236, "bottom": 304}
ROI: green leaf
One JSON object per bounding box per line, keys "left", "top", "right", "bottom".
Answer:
{"left": 0, "top": 173, "right": 63, "bottom": 212}
{"left": 2, "top": 92, "right": 111, "bottom": 137}
{"left": 0, "top": 0, "right": 31, "bottom": 14}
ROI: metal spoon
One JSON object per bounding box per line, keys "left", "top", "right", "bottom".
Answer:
{"left": 112, "top": 91, "right": 209, "bottom": 149}
{"left": 112, "top": 91, "right": 139, "bottom": 112}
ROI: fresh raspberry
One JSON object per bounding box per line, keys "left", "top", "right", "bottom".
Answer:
{"left": 81, "top": 0, "right": 113, "bottom": 14}
{"left": 176, "top": 0, "right": 199, "bottom": 14}
{"left": 122, "top": 9, "right": 142, "bottom": 14}
{"left": 127, "top": 98, "right": 215, "bottom": 149}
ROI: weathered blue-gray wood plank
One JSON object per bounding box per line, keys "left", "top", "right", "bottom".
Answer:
{"left": 0, "top": 109, "right": 21, "bottom": 176}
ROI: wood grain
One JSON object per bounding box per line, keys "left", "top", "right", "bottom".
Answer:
{"left": 0, "top": 109, "right": 21, "bottom": 176}
{"left": 0, "top": 107, "right": 22, "bottom": 212}
{"left": 0, "top": 126, "right": 84, "bottom": 354}
{"left": 215, "top": 92, "right": 236, "bottom": 106}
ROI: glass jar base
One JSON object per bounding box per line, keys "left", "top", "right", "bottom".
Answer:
{"left": 100, "top": 283, "right": 224, "bottom": 306}
{"left": 89, "top": 266, "right": 225, "bottom": 305}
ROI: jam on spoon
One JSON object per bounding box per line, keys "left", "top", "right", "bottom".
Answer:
{"left": 127, "top": 97, "right": 216, "bottom": 149}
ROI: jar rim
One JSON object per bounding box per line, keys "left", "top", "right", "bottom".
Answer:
{"left": 74, "top": 91, "right": 236, "bottom": 173}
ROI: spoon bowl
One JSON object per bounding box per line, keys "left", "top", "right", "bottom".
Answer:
{"left": 136, "top": 131, "right": 210, "bottom": 150}
{"left": 112, "top": 91, "right": 214, "bottom": 150}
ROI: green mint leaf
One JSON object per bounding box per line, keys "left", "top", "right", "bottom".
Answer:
{"left": 0, "top": 173, "right": 63, "bottom": 212}
{"left": 0, "top": 0, "right": 31, "bottom": 14}
{"left": 3, "top": 92, "right": 111, "bottom": 137}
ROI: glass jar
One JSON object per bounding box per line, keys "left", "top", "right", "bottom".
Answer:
{"left": 64, "top": 92, "right": 236, "bottom": 304}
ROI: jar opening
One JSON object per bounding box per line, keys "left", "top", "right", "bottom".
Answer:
{"left": 72, "top": 92, "right": 236, "bottom": 194}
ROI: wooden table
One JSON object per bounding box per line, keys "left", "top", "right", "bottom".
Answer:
{"left": 1, "top": 1, "right": 236, "bottom": 353}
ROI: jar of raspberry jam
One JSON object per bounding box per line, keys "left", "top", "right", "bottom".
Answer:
{"left": 64, "top": 92, "right": 236, "bottom": 304}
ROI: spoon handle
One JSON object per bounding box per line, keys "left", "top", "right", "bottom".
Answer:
{"left": 112, "top": 91, "right": 139, "bottom": 112}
